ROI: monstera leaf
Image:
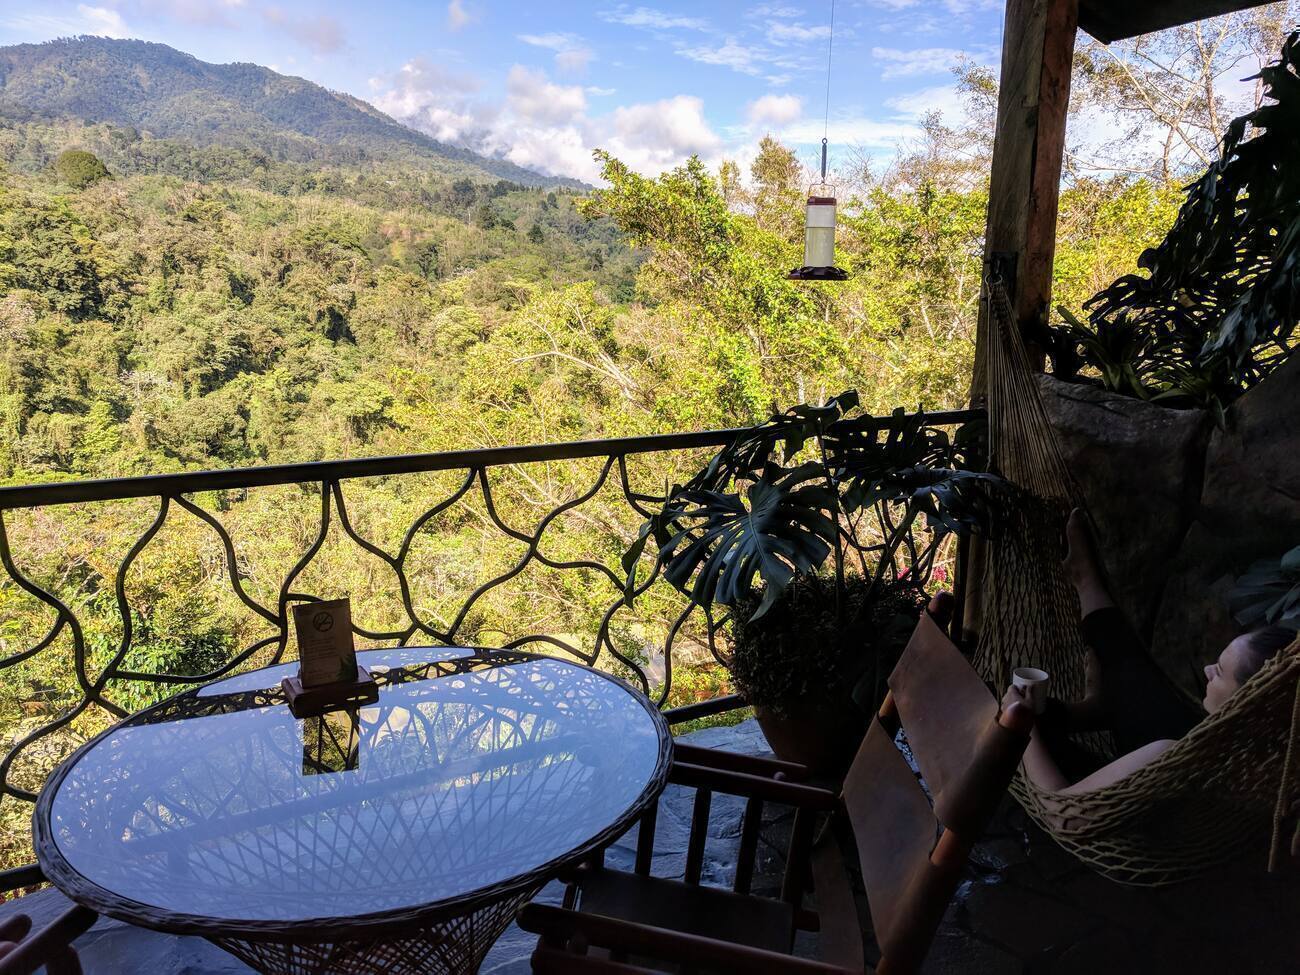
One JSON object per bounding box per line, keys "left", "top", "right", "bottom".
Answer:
{"left": 621, "top": 392, "right": 1004, "bottom": 625}
{"left": 1052, "top": 30, "right": 1300, "bottom": 410}
{"left": 1230, "top": 545, "right": 1300, "bottom": 631}
{"left": 687, "top": 390, "right": 860, "bottom": 493}
{"left": 654, "top": 462, "right": 838, "bottom": 620}
{"left": 831, "top": 409, "right": 998, "bottom": 525}
{"left": 887, "top": 466, "right": 1005, "bottom": 535}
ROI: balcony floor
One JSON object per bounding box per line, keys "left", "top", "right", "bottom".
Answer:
{"left": 4, "top": 717, "right": 1297, "bottom": 973}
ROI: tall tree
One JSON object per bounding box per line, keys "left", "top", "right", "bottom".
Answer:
{"left": 1071, "top": 1, "right": 1300, "bottom": 182}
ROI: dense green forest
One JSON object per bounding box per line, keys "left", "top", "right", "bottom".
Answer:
{"left": 0, "top": 32, "right": 1201, "bottom": 869}
{"left": 0, "top": 124, "right": 1177, "bottom": 479}
{"left": 0, "top": 134, "right": 639, "bottom": 474}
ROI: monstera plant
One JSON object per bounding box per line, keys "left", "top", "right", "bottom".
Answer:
{"left": 624, "top": 391, "right": 1003, "bottom": 771}
{"left": 1050, "top": 30, "right": 1300, "bottom": 417}
{"left": 1231, "top": 545, "right": 1300, "bottom": 632}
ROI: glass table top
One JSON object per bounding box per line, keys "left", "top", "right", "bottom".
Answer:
{"left": 39, "top": 648, "right": 670, "bottom": 932}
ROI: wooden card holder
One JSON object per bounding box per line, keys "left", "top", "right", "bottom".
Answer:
{"left": 282, "top": 665, "right": 379, "bottom": 719}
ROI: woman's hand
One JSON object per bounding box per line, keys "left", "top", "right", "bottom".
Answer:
{"left": 1001, "top": 683, "right": 1026, "bottom": 713}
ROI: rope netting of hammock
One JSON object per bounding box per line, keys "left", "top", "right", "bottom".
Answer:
{"left": 972, "top": 264, "right": 1300, "bottom": 886}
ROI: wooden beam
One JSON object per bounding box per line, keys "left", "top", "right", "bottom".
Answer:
{"left": 973, "top": 0, "right": 1078, "bottom": 391}
{"left": 1080, "top": 0, "right": 1277, "bottom": 45}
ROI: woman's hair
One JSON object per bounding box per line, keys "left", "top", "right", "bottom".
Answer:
{"left": 1234, "top": 625, "right": 1299, "bottom": 683}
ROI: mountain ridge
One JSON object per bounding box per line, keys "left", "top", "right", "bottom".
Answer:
{"left": 0, "top": 36, "right": 582, "bottom": 188}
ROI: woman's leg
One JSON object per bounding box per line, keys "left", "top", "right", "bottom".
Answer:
{"left": 1059, "top": 510, "right": 1108, "bottom": 729}
{"left": 1080, "top": 608, "right": 1201, "bottom": 753}
{"left": 1063, "top": 509, "right": 1115, "bottom": 620}
{"left": 1064, "top": 510, "right": 1201, "bottom": 753}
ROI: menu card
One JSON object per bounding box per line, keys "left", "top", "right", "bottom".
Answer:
{"left": 292, "top": 598, "right": 358, "bottom": 688}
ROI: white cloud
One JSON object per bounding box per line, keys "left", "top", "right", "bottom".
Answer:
{"left": 518, "top": 32, "right": 594, "bottom": 73}
{"left": 506, "top": 65, "right": 588, "bottom": 125}
{"left": 747, "top": 93, "right": 802, "bottom": 126}
{"left": 871, "top": 46, "right": 967, "bottom": 79}
{"left": 379, "top": 58, "right": 480, "bottom": 98}
{"left": 677, "top": 38, "right": 765, "bottom": 75}
{"left": 499, "top": 126, "right": 597, "bottom": 182}
{"left": 608, "top": 95, "right": 721, "bottom": 169}
{"left": 447, "top": 0, "right": 471, "bottom": 31}
{"left": 601, "top": 6, "right": 710, "bottom": 30}
{"left": 77, "top": 4, "right": 128, "bottom": 37}
{"left": 370, "top": 59, "right": 481, "bottom": 142}
{"left": 262, "top": 8, "right": 344, "bottom": 53}
{"left": 381, "top": 66, "right": 726, "bottom": 180}
{"left": 519, "top": 32, "right": 571, "bottom": 48}
{"left": 556, "top": 48, "right": 594, "bottom": 72}
{"left": 374, "top": 60, "right": 721, "bottom": 182}
{"left": 885, "top": 84, "right": 965, "bottom": 121}
{"left": 766, "top": 22, "right": 830, "bottom": 44}
{"left": 868, "top": 0, "right": 992, "bottom": 14}
{"left": 749, "top": 4, "right": 804, "bottom": 16}
{"left": 943, "top": 0, "right": 1000, "bottom": 13}
{"left": 374, "top": 51, "right": 931, "bottom": 183}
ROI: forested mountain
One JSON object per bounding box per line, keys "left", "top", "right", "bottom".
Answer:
{"left": 0, "top": 36, "right": 575, "bottom": 187}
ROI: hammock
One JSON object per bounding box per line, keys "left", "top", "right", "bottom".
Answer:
{"left": 971, "top": 262, "right": 1300, "bottom": 886}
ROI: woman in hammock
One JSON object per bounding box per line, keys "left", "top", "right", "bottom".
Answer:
{"left": 1000, "top": 509, "right": 1296, "bottom": 794}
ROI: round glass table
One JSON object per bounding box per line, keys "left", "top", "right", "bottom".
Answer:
{"left": 34, "top": 647, "right": 672, "bottom": 974}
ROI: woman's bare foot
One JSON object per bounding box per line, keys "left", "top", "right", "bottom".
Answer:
{"left": 1063, "top": 509, "right": 1100, "bottom": 586}
{"left": 1062, "top": 508, "right": 1115, "bottom": 618}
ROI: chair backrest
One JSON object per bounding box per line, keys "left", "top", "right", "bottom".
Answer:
{"left": 833, "top": 614, "right": 1032, "bottom": 975}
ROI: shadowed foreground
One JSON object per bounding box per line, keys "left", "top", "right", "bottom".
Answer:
{"left": 3, "top": 718, "right": 1296, "bottom": 974}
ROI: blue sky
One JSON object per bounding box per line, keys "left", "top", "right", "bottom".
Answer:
{"left": 0, "top": 1, "right": 1007, "bottom": 181}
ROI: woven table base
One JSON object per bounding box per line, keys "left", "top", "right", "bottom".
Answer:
{"left": 208, "top": 888, "right": 536, "bottom": 975}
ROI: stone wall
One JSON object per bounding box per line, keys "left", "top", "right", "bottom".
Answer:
{"left": 1039, "top": 352, "right": 1300, "bottom": 696}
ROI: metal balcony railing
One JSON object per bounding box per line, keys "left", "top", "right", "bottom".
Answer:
{"left": 0, "top": 408, "right": 980, "bottom": 876}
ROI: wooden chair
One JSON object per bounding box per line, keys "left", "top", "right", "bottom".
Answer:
{"left": 0, "top": 904, "right": 96, "bottom": 975}
{"left": 518, "top": 613, "right": 1033, "bottom": 974}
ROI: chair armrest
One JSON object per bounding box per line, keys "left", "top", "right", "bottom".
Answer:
{"left": 673, "top": 743, "right": 809, "bottom": 781}
{"left": 670, "top": 761, "right": 838, "bottom": 810}
{"left": 0, "top": 865, "right": 44, "bottom": 895}
{"left": 518, "top": 903, "right": 857, "bottom": 975}
{"left": 0, "top": 905, "right": 96, "bottom": 975}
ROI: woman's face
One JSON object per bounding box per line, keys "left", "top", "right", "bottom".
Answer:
{"left": 1203, "top": 636, "right": 1254, "bottom": 713}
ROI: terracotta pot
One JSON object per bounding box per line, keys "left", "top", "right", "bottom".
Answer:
{"left": 753, "top": 700, "right": 866, "bottom": 780}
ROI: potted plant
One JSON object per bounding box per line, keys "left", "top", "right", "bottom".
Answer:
{"left": 623, "top": 391, "right": 1003, "bottom": 774}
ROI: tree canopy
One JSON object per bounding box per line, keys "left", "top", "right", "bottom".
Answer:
{"left": 52, "top": 148, "right": 109, "bottom": 188}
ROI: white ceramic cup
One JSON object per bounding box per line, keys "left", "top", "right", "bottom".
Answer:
{"left": 1011, "top": 667, "right": 1050, "bottom": 714}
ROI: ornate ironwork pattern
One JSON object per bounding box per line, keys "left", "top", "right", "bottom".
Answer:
{"left": 0, "top": 413, "right": 978, "bottom": 823}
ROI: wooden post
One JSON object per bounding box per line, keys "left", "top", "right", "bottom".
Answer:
{"left": 972, "top": 0, "right": 1078, "bottom": 392}
{"left": 962, "top": 0, "right": 1077, "bottom": 646}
